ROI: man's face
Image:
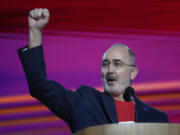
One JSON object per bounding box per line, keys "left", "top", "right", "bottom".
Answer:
{"left": 101, "top": 46, "right": 137, "bottom": 97}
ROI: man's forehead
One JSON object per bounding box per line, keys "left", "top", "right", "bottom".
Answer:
{"left": 102, "top": 46, "right": 129, "bottom": 60}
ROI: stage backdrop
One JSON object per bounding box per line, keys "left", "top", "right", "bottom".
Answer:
{"left": 0, "top": 0, "right": 180, "bottom": 135}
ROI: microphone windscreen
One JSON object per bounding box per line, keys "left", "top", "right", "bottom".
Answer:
{"left": 123, "top": 87, "right": 135, "bottom": 102}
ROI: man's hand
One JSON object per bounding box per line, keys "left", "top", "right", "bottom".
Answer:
{"left": 28, "top": 8, "right": 50, "bottom": 48}
{"left": 29, "top": 8, "right": 50, "bottom": 30}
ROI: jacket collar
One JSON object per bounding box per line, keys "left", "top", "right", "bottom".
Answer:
{"left": 100, "top": 92, "right": 118, "bottom": 123}
{"left": 134, "top": 96, "right": 149, "bottom": 122}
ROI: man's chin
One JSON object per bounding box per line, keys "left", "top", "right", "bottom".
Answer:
{"left": 104, "top": 86, "right": 125, "bottom": 97}
{"left": 104, "top": 87, "right": 118, "bottom": 95}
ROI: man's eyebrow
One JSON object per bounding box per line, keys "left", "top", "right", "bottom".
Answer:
{"left": 102, "top": 59, "right": 109, "bottom": 62}
{"left": 113, "top": 59, "right": 123, "bottom": 62}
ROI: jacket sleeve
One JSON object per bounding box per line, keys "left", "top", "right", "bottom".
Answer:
{"left": 17, "top": 45, "right": 80, "bottom": 123}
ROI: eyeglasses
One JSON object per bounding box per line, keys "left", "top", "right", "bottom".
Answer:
{"left": 102, "top": 59, "right": 136, "bottom": 68}
{"left": 118, "top": 63, "right": 136, "bottom": 67}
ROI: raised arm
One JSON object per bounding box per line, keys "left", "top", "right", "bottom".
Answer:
{"left": 18, "top": 9, "right": 81, "bottom": 127}
{"left": 28, "top": 8, "right": 50, "bottom": 48}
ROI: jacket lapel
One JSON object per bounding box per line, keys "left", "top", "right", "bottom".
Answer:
{"left": 134, "top": 96, "right": 149, "bottom": 122}
{"left": 100, "top": 93, "right": 118, "bottom": 123}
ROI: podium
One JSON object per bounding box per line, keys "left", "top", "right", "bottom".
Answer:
{"left": 73, "top": 123, "right": 180, "bottom": 135}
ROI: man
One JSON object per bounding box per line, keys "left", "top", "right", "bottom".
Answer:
{"left": 18, "top": 8, "right": 169, "bottom": 133}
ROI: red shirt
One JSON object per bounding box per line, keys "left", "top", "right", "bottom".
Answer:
{"left": 114, "top": 100, "right": 135, "bottom": 122}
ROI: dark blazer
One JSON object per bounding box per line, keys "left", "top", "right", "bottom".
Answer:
{"left": 18, "top": 45, "right": 169, "bottom": 133}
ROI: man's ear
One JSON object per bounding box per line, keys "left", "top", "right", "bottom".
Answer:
{"left": 130, "top": 67, "right": 138, "bottom": 80}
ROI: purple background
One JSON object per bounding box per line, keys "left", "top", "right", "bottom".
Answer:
{"left": 0, "top": 29, "right": 180, "bottom": 134}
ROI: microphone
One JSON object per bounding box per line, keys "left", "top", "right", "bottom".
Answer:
{"left": 123, "top": 87, "right": 135, "bottom": 102}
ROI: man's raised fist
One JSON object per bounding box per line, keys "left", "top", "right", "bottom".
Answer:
{"left": 28, "top": 8, "right": 50, "bottom": 30}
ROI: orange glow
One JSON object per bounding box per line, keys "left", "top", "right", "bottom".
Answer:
{"left": 138, "top": 93, "right": 180, "bottom": 101}
{"left": 0, "top": 105, "right": 179, "bottom": 127}
{"left": 0, "top": 80, "right": 179, "bottom": 120}
{"left": 0, "top": 116, "right": 60, "bottom": 127}
{"left": 0, "top": 102, "right": 179, "bottom": 116}
{"left": 0, "top": 80, "right": 179, "bottom": 104}
{"left": 0, "top": 95, "right": 35, "bottom": 103}
{"left": 0, "top": 104, "right": 179, "bottom": 128}
{"left": 133, "top": 80, "right": 180, "bottom": 91}
{"left": 96, "top": 80, "right": 180, "bottom": 92}
{"left": 155, "top": 105, "right": 180, "bottom": 111}
{"left": 0, "top": 105, "right": 48, "bottom": 115}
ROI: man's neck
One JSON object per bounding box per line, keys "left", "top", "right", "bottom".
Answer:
{"left": 113, "top": 94, "right": 125, "bottom": 101}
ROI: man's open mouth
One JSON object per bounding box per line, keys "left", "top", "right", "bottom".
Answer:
{"left": 106, "top": 76, "right": 117, "bottom": 85}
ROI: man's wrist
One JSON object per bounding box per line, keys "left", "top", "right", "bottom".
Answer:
{"left": 29, "top": 28, "right": 42, "bottom": 48}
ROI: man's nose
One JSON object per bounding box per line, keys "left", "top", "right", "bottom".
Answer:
{"left": 107, "top": 64, "right": 114, "bottom": 73}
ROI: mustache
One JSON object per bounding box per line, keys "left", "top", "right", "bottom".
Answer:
{"left": 106, "top": 74, "right": 117, "bottom": 81}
